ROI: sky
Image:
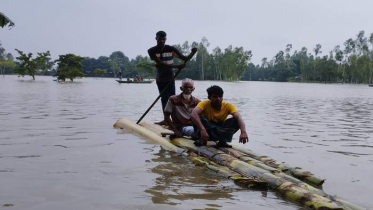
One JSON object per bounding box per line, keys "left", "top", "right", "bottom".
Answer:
{"left": 1, "top": 0, "right": 373, "bottom": 64}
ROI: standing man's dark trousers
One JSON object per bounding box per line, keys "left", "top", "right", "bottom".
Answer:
{"left": 193, "top": 115, "right": 239, "bottom": 143}
{"left": 156, "top": 80, "right": 176, "bottom": 111}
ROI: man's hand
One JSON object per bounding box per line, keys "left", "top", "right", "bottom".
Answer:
{"left": 173, "top": 130, "right": 183, "bottom": 138}
{"left": 200, "top": 129, "right": 209, "bottom": 145}
{"left": 239, "top": 131, "right": 249, "bottom": 144}
{"left": 184, "top": 48, "right": 198, "bottom": 63}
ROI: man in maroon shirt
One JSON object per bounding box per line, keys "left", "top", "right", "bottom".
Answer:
{"left": 164, "top": 78, "right": 200, "bottom": 138}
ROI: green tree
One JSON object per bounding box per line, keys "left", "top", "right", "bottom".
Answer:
{"left": 0, "top": 41, "right": 6, "bottom": 60}
{"left": 15, "top": 49, "right": 52, "bottom": 80}
{"left": 109, "top": 51, "right": 130, "bottom": 77}
{"left": 35, "top": 52, "right": 53, "bottom": 73}
{"left": 313, "top": 44, "right": 322, "bottom": 81}
{"left": 348, "top": 54, "right": 358, "bottom": 83}
{"left": 94, "top": 68, "right": 106, "bottom": 77}
{"left": 356, "top": 54, "right": 371, "bottom": 83}
{"left": 333, "top": 45, "right": 344, "bottom": 82}
{"left": 291, "top": 47, "right": 308, "bottom": 81}
{"left": 0, "top": 60, "right": 16, "bottom": 75}
{"left": 136, "top": 61, "right": 155, "bottom": 78}
{"left": 1, "top": 42, "right": 14, "bottom": 61}
{"left": 242, "top": 63, "right": 258, "bottom": 81}
{"left": 220, "top": 46, "right": 251, "bottom": 81}
{"left": 82, "top": 56, "right": 110, "bottom": 77}
{"left": 55, "top": 54, "right": 85, "bottom": 81}
{"left": 355, "top": 30, "right": 368, "bottom": 56}
{"left": 0, "top": 42, "right": 16, "bottom": 75}
{"left": 181, "top": 41, "right": 191, "bottom": 55}
{"left": 196, "top": 37, "right": 210, "bottom": 80}
{"left": 343, "top": 38, "right": 355, "bottom": 82}
{"left": 211, "top": 47, "right": 223, "bottom": 80}
{"left": 272, "top": 50, "right": 290, "bottom": 81}
{"left": 369, "top": 33, "right": 373, "bottom": 83}
{"left": 131, "top": 55, "right": 152, "bottom": 78}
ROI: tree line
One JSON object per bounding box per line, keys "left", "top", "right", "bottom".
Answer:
{"left": 1, "top": 30, "right": 373, "bottom": 84}
{"left": 0, "top": 42, "right": 87, "bottom": 81}
{"left": 243, "top": 31, "right": 373, "bottom": 84}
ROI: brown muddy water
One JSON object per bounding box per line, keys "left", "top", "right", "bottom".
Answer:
{"left": 0, "top": 75, "right": 372, "bottom": 210}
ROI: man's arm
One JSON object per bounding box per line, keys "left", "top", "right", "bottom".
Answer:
{"left": 191, "top": 107, "right": 209, "bottom": 144}
{"left": 174, "top": 47, "right": 198, "bottom": 62}
{"left": 153, "top": 56, "right": 185, "bottom": 70}
{"left": 147, "top": 48, "right": 185, "bottom": 70}
{"left": 164, "top": 112, "right": 182, "bottom": 137}
{"left": 164, "top": 99, "right": 183, "bottom": 137}
{"left": 231, "top": 112, "right": 249, "bottom": 144}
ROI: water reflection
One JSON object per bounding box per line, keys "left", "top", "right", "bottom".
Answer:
{"left": 145, "top": 148, "right": 234, "bottom": 206}
{"left": 143, "top": 148, "right": 287, "bottom": 210}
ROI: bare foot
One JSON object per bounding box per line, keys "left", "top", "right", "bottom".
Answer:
{"left": 155, "top": 120, "right": 167, "bottom": 126}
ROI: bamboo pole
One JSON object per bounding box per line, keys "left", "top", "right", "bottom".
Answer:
{"left": 218, "top": 148, "right": 362, "bottom": 210}
{"left": 116, "top": 119, "right": 363, "bottom": 210}
{"left": 113, "top": 118, "right": 187, "bottom": 155}
{"left": 231, "top": 144, "right": 325, "bottom": 186}
{"left": 139, "top": 121, "right": 174, "bottom": 136}
{"left": 171, "top": 138, "right": 361, "bottom": 210}
{"left": 192, "top": 156, "right": 268, "bottom": 190}
{"left": 140, "top": 121, "right": 325, "bottom": 186}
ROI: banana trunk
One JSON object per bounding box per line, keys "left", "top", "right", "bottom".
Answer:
{"left": 192, "top": 156, "right": 268, "bottom": 190}
{"left": 113, "top": 118, "right": 187, "bottom": 155}
{"left": 117, "top": 120, "right": 362, "bottom": 210}
{"left": 232, "top": 145, "right": 325, "bottom": 186}
{"left": 172, "top": 138, "right": 353, "bottom": 210}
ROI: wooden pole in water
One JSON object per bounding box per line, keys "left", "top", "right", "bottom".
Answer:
{"left": 136, "top": 66, "right": 183, "bottom": 124}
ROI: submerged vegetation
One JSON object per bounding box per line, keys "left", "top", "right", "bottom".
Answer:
{"left": 1, "top": 30, "right": 373, "bottom": 83}
{"left": 55, "top": 54, "right": 85, "bottom": 82}
{"left": 14, "top": 49, "right": 52, "bottom": 80}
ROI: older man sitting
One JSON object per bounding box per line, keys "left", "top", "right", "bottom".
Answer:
{"left": 164, "top": 78, "right": 201, "bottom": 138}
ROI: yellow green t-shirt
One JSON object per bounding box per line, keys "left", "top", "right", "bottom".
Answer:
{"left": 196, "top": 100, "right": 237, "bottom": 122}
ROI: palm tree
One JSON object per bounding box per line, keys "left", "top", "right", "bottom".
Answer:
{"left": 0, "top": 12, "right": 15, "bottom": 28}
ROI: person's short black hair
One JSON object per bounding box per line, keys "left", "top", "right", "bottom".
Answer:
{"left": 207, "top": 85, "right": 224, "bottom": 97}
{"left": 156, "top": 31, "right": 167, "bottom": 37}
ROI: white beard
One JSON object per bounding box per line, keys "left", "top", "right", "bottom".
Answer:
{"left": 182, "top": 94, "right": 191, "bottom": 100}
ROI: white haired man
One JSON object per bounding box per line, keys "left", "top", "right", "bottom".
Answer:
{"left": 164, "top": 78, "right": 201, "bottom": 138}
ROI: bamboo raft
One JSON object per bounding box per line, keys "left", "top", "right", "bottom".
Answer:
{"left": 113, "top": 118, "right": 364, "bottom": 210}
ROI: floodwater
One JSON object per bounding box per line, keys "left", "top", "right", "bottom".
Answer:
{"left": 0, "top": 75, "right": 372, "bottom": 210}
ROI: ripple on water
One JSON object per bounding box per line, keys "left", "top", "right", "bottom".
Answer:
{"left": 1, "top": 77, "right": 373, "bottom": 209}
{"left": 1, "top": 155, "right": 42, "bottom": 158}
{"left": 65, "top": 137, "right": 89, "bottom": 140}
{"left": 341, "top": 144, "right": 373, "bottom": 149}
{"left": 327, "top": 150, "right": 372, "bottom": 157}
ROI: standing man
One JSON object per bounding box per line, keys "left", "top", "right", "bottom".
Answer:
{"left": 164, "top": 78, "right": 201, "bottom": 138}
{"left": 191, "top": 85, "right": 249, "bottom": 148}
{"left": 118, "top": 70, "right": 122, "bottom": 80}
{"left": 148, "top": 31, "right": 197, "bottom": 125}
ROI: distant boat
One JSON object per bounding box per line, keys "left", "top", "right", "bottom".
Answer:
{"left": 116, "top": 80, "right": 153, "bottom": 84}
